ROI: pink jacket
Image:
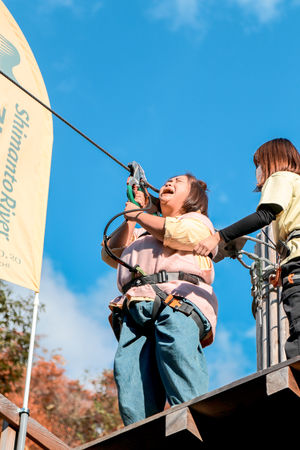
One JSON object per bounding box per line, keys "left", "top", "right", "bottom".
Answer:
{"left": 110, "top": 212, "right": 218, "bottom": 347}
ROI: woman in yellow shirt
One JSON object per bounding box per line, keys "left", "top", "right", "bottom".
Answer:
{"left": 194, "top": 138, "right": 300, "bottom": 359}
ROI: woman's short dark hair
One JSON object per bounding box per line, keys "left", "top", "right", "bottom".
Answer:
{"left": 182, "top": 173, "right": 208, "bottom": 216}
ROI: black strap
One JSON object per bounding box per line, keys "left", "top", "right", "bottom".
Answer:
{"left": 150, "top": 284, "right": 205, "bottom": 339}
{"left": 122, "top": 270, "right": 204, "bottom": 294}
{"left": 287, "top": 229, "right": 300, "bottom": 242}
{"left": 276, "top": 229, "right": 300, "bottom": 260}
{"left": 121, "top": 270, "right": 206, "bottom": 338}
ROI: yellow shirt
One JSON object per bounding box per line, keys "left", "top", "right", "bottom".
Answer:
{"left": 258, "top": 171, "right": 300, "bottom": 264}
{"left": 163, "top": 216, "right": 213, "bottom": 269}
{"left": 101, "top": 215, "right": 214, "bottom": 270}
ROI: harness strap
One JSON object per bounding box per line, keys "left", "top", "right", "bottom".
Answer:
{"left": 287, "top": 229, "right": 300, "bottom": 242}
{"left": 122, "top": 270, "right": 204, "bottom": 294}
{"left": 276, "top": 229, "right": 300, "bottom": 260}
{"left": 150, "top": 284, "right": 205, "bottom": 339}
{"left": 282, "top": 273, "right": 300, "bottom": 286}
{"left": 121, "top": 270, "right": 206, "bottom": 338}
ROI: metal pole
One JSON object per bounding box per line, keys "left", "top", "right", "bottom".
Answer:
{"left": 251, "top": 226, "right": 289, "bottom": 370}
{"left": 266, "top": 233, "right": 280, "bottom": 366}
{"left": 262, "top": 229, "right": 270, "bottom": 368}
{"left": 253, "top": 234, "right": 264, "bottom": 370}
{"left": 16, "top": 292, "right": 40, "bottom": 450}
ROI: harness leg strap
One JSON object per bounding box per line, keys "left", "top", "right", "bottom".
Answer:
{"left": 151, "top": 295, "right": 167, "bottom": 321}
{"left": 151, "top": 291, "right": 205, "bottom": 339}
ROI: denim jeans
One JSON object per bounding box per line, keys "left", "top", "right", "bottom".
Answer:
{"left": 113, "top": 299, "right": 210, "bottom": 425}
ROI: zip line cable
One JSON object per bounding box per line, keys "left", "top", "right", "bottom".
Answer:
{"left": 0, "top": 71, "right": 280, "bottom": 267}
{"left": 0, "top": 70, "right": 161, "bottom": 274}
{"left": 0, "top": 70, "right": 159, "bottom": 193}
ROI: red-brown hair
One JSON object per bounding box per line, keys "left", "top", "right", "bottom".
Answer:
{"left": 182, "top": 173, "right": 208, "bottom": 216}
{"left": 253, "top": 138, "right": 300, "bottom": 190}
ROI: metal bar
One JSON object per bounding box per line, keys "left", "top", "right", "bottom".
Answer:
{"left": 278, "top": 286, "right": 288, "bottom": 364}
{"left": 253, "top": 240, "right": 263, "bottom": 370}
{"left": 252, "top": 226, "right": 289, "bottom": 370}
{"left": 243, "top": 234, "right": 276, "bottom": 250}
{"left": 263, "top": 229, "right": 271, "bottom": 368}
{"left": 16, "top": 292, "right": 40, "bottom": 450}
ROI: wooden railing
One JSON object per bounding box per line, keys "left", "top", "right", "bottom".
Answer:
{"left": 1, "top": 357, "right": 300, "bottom": 449}
{"left": 0, "top": 394, "right": 70, "bottom": 449}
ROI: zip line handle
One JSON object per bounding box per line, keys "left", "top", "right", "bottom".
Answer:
{"left": 127, "top": 184, "right": 143, "bottom": 207}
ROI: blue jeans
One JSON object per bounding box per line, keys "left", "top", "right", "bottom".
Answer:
{"left": 113, "top": 299, "right": 210, "bottom": 425}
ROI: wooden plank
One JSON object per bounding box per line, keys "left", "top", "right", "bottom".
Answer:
{"left": 0, "top": 395, "right": 19, "bottom": 426}
{"left": 189, "top": 355, "right": 300, "bottom": 418}
{"left": 0, "top": 394, "right": 70, "bottom": 449}
{"left": 165, "top": 407, "right": 202, "bottom": 441}
{"left": 266, "top": 366, "right": 300, "bottom": 396}
{"left": 0, "top": 421, "right": 16, "bottom": 450}
{"left": 76, "top": 413, "right": 167, "bottom": 450}
{"left": 75, "top": 356, "right": 300, "bottom": 449}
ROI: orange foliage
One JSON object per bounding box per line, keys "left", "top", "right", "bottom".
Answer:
{"left": 7, "top": 355, "right": 123, "bottom": 447}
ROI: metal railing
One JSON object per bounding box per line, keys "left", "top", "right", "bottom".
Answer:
{"left": 228, "top": 226, "right": 289, "bottom": 371}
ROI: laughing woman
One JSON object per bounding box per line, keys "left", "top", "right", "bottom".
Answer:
{"left": 101, "top": 173, "right": 218, "bottom": 426}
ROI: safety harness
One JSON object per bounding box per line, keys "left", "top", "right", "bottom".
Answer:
{"left": 103, "top": 162, "right": 207, "bottom": 340}
{"left": 122, "top": 270, "right": 206, "bottom": 339}
{"left": 278, "top": 229, "right": 300, "bottom": 286}
{"left": 276, "top": 229, "right": 300, "bottom": 260}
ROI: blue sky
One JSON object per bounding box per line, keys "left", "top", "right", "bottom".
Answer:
{"left": 5, "top": 0, "right": 300, "bottom": 390}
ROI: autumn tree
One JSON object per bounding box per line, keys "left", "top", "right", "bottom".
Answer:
{"left": 0, "top": 279, "right": 122, "bottom": 447}
{"left": 8, "top": 355, "right": 123, "bottom": 447}
{"left": 92, "top": 369, "right": 123, "bottom": 435}
{"left": 0, "top": 280, "right": 35, "bottom": 394}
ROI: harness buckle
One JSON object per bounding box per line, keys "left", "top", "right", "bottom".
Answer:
{"left": 163, "top": 294, "right": 175, "bottom": 305}
{"left": 157, "top": 270, "right": 168, "bottom": 283}
{"left": 168, "top": 299, "right": 182, "bottom": 310}
{"left": 163, "top": 295, "right": 182, "bottom": 310}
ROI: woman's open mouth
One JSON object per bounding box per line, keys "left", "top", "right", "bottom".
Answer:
{"left": 160, "top": 186, "right": 175, "bottom": 197}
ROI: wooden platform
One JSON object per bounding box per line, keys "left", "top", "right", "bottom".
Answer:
{"left": 75, "top": 356, "right": 300, "bottom": 449}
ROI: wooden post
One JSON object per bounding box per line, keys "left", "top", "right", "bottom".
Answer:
{"left": 0, "top": 394, "right": 70, "bottom": 449}
{"left": 0, "top": 421, "right": 17, "bottom": 450}
{"left": 165, "top": 407, "right": 202, "bottom": 441}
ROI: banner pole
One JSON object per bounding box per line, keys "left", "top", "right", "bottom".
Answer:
{"left": 16, "top": 292, "right": 40, "bottom": 450}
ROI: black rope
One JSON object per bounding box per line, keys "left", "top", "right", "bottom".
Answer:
{"left": 0, "top": 70, "right": 161, "bottom": 272}
{"left": 0, "top": 70, "right": 159, "bottom": 193}
{"left": 103, "top": 184, "right": 154, "bottom": 272}
{"left": 261, "top": 228, "right": 276, "bottom": 248}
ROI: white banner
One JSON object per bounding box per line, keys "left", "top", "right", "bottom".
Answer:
{"left": 0, "top": 1, "right": 53, "bottom": 291}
